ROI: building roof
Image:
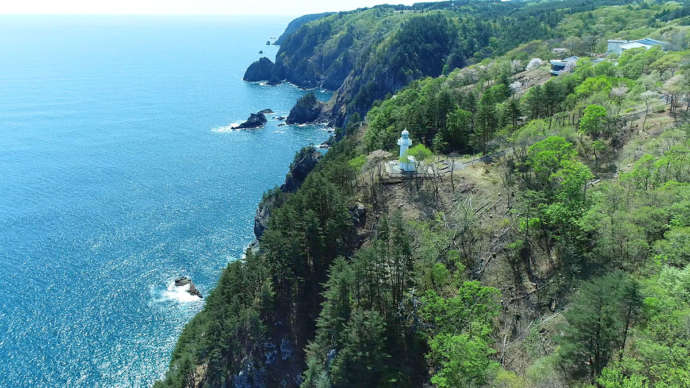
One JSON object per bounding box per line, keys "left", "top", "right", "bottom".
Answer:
{"left": 621, "top": 42, "right": 650, "bottom": 51}
{"left": 635, "top": 38, "right": 668, "bottom": 46}
{"left": 550, "top": 56, "right": 578, "bottom": 66}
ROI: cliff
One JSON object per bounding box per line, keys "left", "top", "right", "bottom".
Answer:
{"left": 157, "top": 2, "right": 690, "bottom": 387}
{"left": 274, "top": 12, "right": 334, "bottom": 46}
{"left": 254, "top": 146, "right": 322, "bottom": 241}
{"left": 244, "top": 2, "right": 568, "bottom": 126}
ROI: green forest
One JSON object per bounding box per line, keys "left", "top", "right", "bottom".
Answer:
{"left": 158, "top": 1, "right": 690, "bottom": 387}
{"left": 254, "top": 0, "right": 639, "bottom": 126}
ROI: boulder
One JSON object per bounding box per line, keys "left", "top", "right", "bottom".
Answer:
{"left": 174, "top": 277, "right": 191, "bottom": 287}
{"left": 188, "top": 283, "right": 203, "bottom": 299}
{"left": 233, "top": 112, "right": 267, "bottom": 130}
{"left": 259, "top": 108, "right": 274, "bottom": 114}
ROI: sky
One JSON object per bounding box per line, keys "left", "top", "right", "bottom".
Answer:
{"left": 0, "top": 0, "right": 428, "bottom": 15}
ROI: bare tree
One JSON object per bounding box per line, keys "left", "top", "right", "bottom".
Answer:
{"left": 640, "top": 90, "right": 660, "bottom": 132}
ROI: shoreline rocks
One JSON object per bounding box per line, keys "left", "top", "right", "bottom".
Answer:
{"left": 175, "top": 276, "right": 203, "bottom": 298}
{"left": 243, "top": 57, "right": 282, "bottom": 85}
{"left": 286, "top": 93, "right": 325, "bottom": 125}
{"left": 281, "top": 147, "right": 322, "bottom": 193}
{"left": 233, "top": 112, "right": 268, "bottom": 130}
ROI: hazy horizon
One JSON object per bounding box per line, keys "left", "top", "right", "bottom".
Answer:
{"left": 0, "top": 0, "right": 431, "bottom": 16}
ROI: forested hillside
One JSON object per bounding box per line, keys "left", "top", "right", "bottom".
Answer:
{"left": 245, "top": 0, "right": 635, "bottom": 126}
{"left": 158, "top": 1, "right": 690, "bottom": 387}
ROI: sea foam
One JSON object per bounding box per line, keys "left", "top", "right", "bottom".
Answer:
{"left": 161, "top": 281, "right": 202, "bottom": 303}
{"left": 211, "top": 122, "right": 242, "bottom": 133}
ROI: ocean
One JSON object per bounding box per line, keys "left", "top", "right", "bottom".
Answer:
{"left": 0, "top": 15, "right": 331, "bottom": 387}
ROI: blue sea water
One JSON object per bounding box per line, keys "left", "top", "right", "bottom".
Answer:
{"left": 0, "top": 15, "right": 331, "bottom": 387}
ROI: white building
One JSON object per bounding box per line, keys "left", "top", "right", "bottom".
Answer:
{"left": 397, "top": 129, "right": 415, "bottom": 172}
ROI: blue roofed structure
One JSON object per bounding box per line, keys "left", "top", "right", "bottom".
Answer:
{"left": 550, "top": 56, "right": 578, "bottom": 76}
{"left": 607, "top": 38, "right": 669, "bottom": 55}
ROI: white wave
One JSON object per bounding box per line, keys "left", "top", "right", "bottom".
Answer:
{"left": 211, "top": 122, "right": 242, "bottom": 133}
{"left": 161, "top": 281, "right": 201, "bottom": 303}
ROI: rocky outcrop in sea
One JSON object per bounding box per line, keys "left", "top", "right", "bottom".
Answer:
{"left": 286, "top": 93, "right": 324, "bottom": 125}
{"left": 233, "top": 112, "right": 268, "bottom": 129}
{"left": 175, "top": 276, "right": 203, "bottom": 298}
{"left": 243, "top": 57, "right": 281, "bottom": 85}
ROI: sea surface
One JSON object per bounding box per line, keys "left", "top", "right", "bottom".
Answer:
{"left": 0, "top": 15, "right": 331, "bottom": 387}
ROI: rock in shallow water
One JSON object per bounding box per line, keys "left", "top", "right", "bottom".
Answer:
{"left": 233, "top": 112, "right": 267, "bottom": 129}
{"left": 174, "top": 276, "right": 203, "bottom": 298}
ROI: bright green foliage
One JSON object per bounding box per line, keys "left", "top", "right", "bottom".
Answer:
{"left": 427, "top": 333, "right": 499, "bottom": 388}
{"left": 581, "top": 140, "right": 690, "bottom": 272}
{"left": 403, "top": 144, "right": 432, "bottom": 167}
{"left": 598, "top": 367, "right": 648, "bottom": 388}
{"left": 618, "top": 47, "right": 664, "bottom": 79}
{"left": 525, "top": 136, "right": 577, "bottom": 190}
{"left": 574, "top": 76, "right": 613, "bottom": 99}
{"left": 422, "top": 281, "right": 501, "bottom": 387}
{"left": 348, "top": 155, "right": 366, "bottom": 171}
{"left": 579, "top": 104, "right": 609, "bottom": 138}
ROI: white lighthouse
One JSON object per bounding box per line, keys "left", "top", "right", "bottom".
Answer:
{"left": 397, "top": 129, "right": 415, "bottom": 172}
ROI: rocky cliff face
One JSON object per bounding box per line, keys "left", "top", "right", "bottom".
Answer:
{"left": 253, "top": 146, "right": 322, "bottom": 241}
{"left": 244, "top": 2, "right": 549, "bottom": 127}
{"left": 243, "top": 7, "right": 462, "bottom": 127}
{"left": 274, "top": 12, "right": 334, "bottom": 46}
{"left": 281, "top": 147, "right": 322, "bottom": 192}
